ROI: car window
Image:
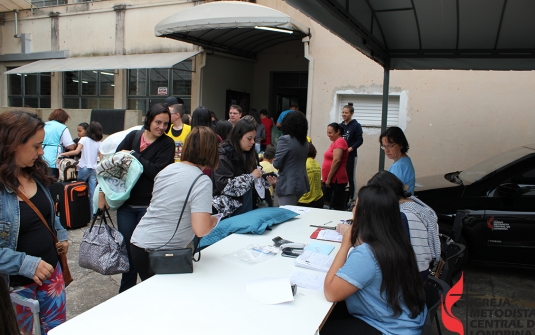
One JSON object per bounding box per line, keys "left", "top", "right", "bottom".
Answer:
{"left": 459, "top": 147, "right": 535, "bottom": 184}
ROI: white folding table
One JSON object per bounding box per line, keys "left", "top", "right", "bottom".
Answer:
{"left": 49, "top": 208, "right": 352, "bottom": 335}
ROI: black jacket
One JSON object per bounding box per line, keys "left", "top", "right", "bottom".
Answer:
{"left": 116, "top": 129, "right": 175, "bottom": 206}
{"left": 213, "top": 141, "right": 251, "bottom": 196}
{"left": 340, "top": 119, "right": 363, "bottom": 157}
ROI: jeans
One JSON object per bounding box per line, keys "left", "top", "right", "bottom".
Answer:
{"left": 117, "top": 205, "right": 147, "bottom": 293}
{"left": 77, "top": 167, "right": 96, "bottom": 215}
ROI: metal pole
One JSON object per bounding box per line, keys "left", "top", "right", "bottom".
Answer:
{"left": 378, "top": 60, "right": 390, "bottom": 171}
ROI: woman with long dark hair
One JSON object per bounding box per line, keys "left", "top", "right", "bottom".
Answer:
{"left": 99, "top": 103, "right": 175, "bottom": 293}
{"left": 272, "top": 111, "right": 309, "bottom": 206}
{"left": 0, "top": 110, "right": 69, "bottom": 334}
{"left": 368, "top": 170, "right": 440, "bottom": 281}
{"left": 213, "top": 118, "right": 275, "bottom": 218}
{"left": 322, "top": 185, "right": 426, "bottom": 335}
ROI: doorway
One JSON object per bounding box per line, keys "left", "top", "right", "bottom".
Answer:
{"left": 270, "top": 71, "right": 308, "bottom": 121}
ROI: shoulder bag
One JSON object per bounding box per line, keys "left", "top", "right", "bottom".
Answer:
{"left": 79, "top": 208, "right": 130, "bottom": 275}
{"left": 16, "top": 191, "right": 73, "bottom": 287}
{"left": 148, "top": 174, "right": 203, "bottom": 275}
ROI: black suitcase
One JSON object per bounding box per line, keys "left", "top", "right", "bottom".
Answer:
{"left": 51, "top": 181, "right": 91, "bottom": 229}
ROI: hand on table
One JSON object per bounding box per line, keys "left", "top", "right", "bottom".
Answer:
{"left": 336, "top": 223, "right": 350, "bottom": 235}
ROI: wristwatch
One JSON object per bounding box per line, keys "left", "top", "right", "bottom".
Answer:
{"left": 129, "top": 150, "right": 136, "bottom": 156}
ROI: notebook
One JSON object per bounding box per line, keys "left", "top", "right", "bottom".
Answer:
{"left": 294, "top": 250, "right": 334, "bottom": 272}
{"left": 304, "top": 241, "right": 334, "bottom": 255}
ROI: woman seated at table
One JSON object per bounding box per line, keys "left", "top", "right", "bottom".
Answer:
{"left": 379, "top": 126, "right": 415, "bottom": 195}
{"left": 368, "top": 170, "right": 440, "bottom": 281}
{"left": 212, "top": 118, "right": 276, "bottom": 218}
{"left": 322, "top": 185, "right": 426, "bottom": 335}
{"left": 130, "top": 127, "right": 220, "bottom": 281}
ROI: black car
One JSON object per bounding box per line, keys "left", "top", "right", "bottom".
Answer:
{"left": 414, "top": 144, "right": 535, "bottom": 267}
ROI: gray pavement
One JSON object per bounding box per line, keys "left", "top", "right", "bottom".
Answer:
{"left": 63, "top": 214, "right": 535, "bottom": 334}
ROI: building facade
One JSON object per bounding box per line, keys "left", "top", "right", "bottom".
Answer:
{"left": 1, "top": 0, "right": 534, "bottom": 188}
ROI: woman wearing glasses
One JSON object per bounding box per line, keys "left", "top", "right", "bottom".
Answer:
{"left": 379, "top": 126, "right": 415, "bottom": 195}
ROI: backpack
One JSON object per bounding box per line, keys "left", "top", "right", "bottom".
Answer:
{"left": 56, "top": 157, "right": 79, "bottom": 181}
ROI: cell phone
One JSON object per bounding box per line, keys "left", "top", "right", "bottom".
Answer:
{"left": 262, "top": 172, "right": 279, "bottom": 179}
{"left": 272, "top": 236, "right": 293, "bottom": 247}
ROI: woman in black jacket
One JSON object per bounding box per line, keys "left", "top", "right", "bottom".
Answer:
{"left": 101, "top": 103, "right": 174, "bottom": 293}
{"left": 212, "top": 119, "right": 275, "bottom": 218}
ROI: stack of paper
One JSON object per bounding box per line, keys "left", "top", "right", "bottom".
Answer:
{"left": 294, "top": 250, "right": 334, "bottom": 272}
{"left": 310, "top": 228, "right": 343, "bottom": 242}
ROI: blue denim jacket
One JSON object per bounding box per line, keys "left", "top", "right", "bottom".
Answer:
{"left": 0, "top": 179, "right": 68, "bottom": 287}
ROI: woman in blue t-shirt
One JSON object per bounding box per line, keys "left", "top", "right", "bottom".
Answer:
{"left": 323, "top": 185, "right": 426, "bottom": 335}
{"left": 379, "top": 126, "right": 416, "bottom": 195}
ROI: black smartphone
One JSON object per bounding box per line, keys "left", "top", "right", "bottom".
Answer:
{"left": 262, "top": 172, "right": 279, "bottom": 179}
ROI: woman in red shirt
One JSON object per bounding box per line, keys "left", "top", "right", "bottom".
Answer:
{"left": 260, "top": 109, "right": 273, "bottom": 151}
{"left": 322, "top": 123, "right": 349, "bottom": 210}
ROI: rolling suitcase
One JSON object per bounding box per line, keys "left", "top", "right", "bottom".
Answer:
{"left": 52, "top": 181, "right": 91, "bottom": 229}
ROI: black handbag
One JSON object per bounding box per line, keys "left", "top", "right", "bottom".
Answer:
{"left": 148, "top": 174, "right": 203, "bottom": 275}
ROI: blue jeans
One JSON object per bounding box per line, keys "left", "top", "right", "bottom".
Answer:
{"left": 116, "top": 205, "right": 147, "bottom": 293}
{"left": 77, "top": 167, "right": 96, "bottom": 215}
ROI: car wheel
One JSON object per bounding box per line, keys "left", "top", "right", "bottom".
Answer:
{"left": 438, "top": 222, "right": 470, "bottom": 275}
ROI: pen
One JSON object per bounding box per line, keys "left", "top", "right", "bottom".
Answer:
{"left": 309, "top": 225, "right": 336, "bottom": 230}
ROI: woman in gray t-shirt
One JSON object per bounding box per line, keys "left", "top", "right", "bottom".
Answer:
{"left": 130, "top": 127, "right": 220, "bottom": 282}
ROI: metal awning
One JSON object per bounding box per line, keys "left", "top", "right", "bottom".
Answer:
{"left": 0, "top": 0, "right": 32, "bottom": 12}
{"left": 155, "top": 1, "right": 309, "bottom": 59}
{"left": 285, "top": 0, "right": 535, "bottom": 71}
{"left": 5, "top": 51, "right": 200, "bottom": 74}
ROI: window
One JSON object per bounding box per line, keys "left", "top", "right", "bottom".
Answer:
{"left": 63, "top": 70, "right": 115, "bottom": 109}
{"left": 8, "top": 69, "right": 51, "bottom": 108}
{"left": 128, "top": 60, "right": 193, "bottom": 115}
{"left": 31, "top": 0, "right": 67, "bottom": 8}
{"left": 338, "top": 94, "right": 400, "bottom": 127}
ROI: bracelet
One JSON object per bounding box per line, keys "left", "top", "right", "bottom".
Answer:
{"left": 130, "top": 150, "right": 136, "bottom": 156}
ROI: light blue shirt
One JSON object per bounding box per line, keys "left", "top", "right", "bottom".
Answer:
{"left": 276, "top": 109, "right": 294, "bottom": 124}
{"left": 336, "top": 243, "right": 426, "bottom": 335}
{"left": 388, "top": 156, "right": 415, "bottom": 195}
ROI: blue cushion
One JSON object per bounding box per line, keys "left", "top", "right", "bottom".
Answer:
{"left": 199, "top": 207, "right": 299, "bottom": 248}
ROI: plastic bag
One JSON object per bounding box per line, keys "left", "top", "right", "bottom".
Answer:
{"left": 225, "top": 244, "right": 278, "bottom": 265}
{"left": 95, "top": 152, "right": 143, "bottom": 211}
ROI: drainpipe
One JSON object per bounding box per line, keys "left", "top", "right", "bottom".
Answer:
{"left": 303, "top": 36, "right": 313, "bottom": 137}
{"left": 13, "top": 10, "right": 20, "bottom": 38}
{"left": 195, "top": 47, "right": 206, "bottom": 107}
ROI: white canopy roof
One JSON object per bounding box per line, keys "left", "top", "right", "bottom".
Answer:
{"left": 0, "top": 0, "right": 32, "bottom": 12}
{"left": 5, "top": 51, "right": 199, "bottom": 74}
{"left": 155, "top": 1, "right": 309, "bottom": 59}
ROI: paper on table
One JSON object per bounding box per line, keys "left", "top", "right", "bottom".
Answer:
{"left": 290, "top": 270, "right": 326, "bottom": 291}
{"left": 316, "top": 229, "right": 343, "bottom": 242}
{"left": 280, "top": 205, "right": 311, "bottom": 214}
{"left": 246, "top": 277, "right": 295, "bottom": 304}
{"left": 294, "top": 250, "right": 334, "bottom": 272}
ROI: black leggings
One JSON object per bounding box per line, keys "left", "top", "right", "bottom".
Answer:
{"left": 321, "top": 301, "right": 382, "bottom": 335}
